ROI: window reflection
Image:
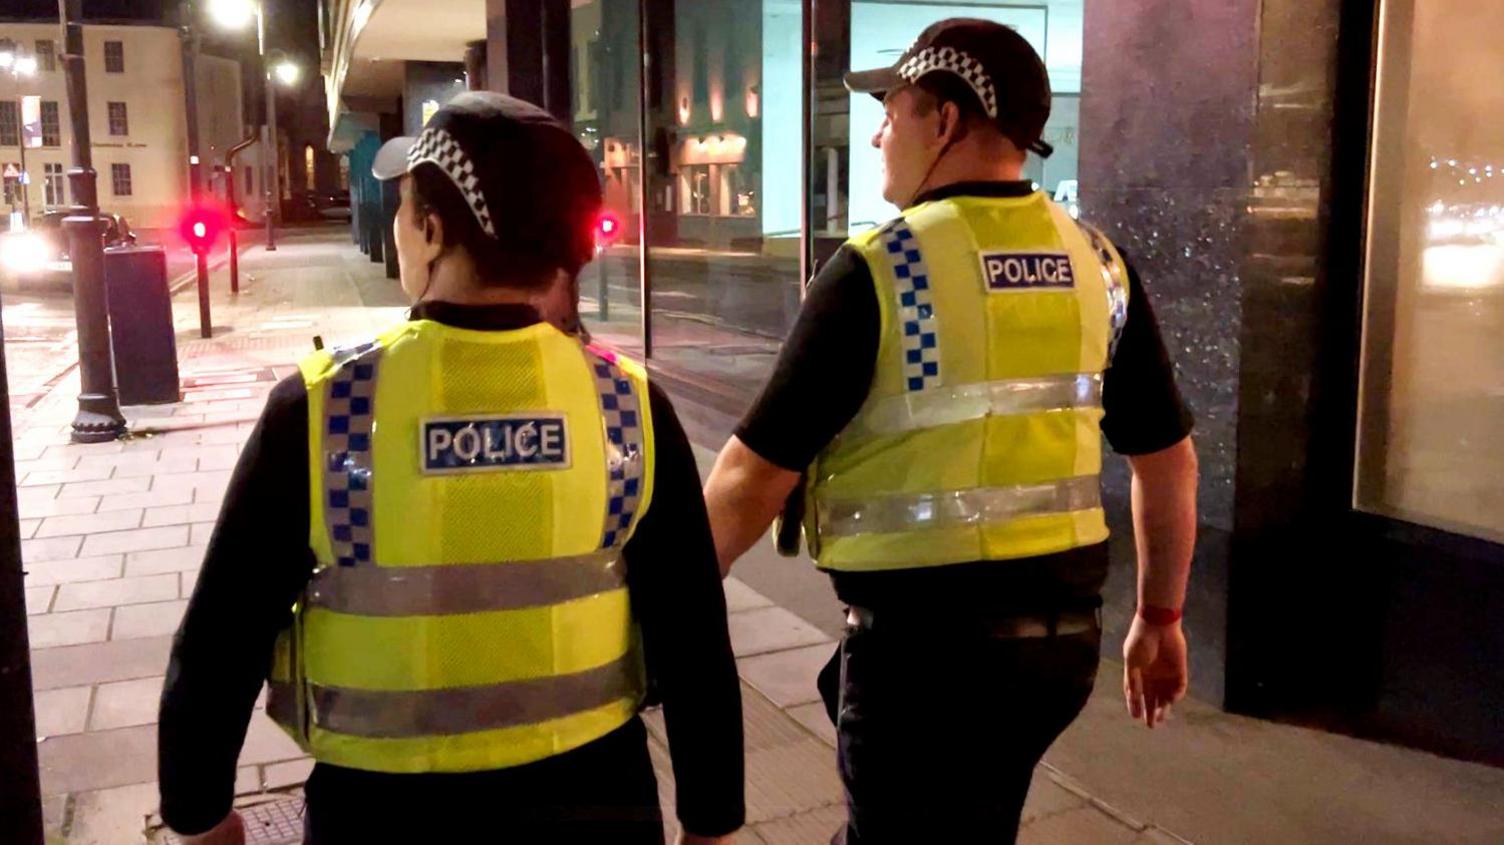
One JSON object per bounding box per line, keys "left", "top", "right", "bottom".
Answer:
{"left": 1356, "top": 0, "right": 1504, "bottom": 542}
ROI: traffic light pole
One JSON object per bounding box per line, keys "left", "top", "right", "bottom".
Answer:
{"left": 180, "top": 1, "right": 211, "bottom": 338}
{"left": 225, "top": 133, "right": 258, "bottom": 294}
{"left": 60, "top": 0, "right": 124, "bottom": 444}
{"left": 264, "top": 63, "right": 279, "bottom": 252}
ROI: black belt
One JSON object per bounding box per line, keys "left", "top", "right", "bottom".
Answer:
{"left": 845, "top": 605, "right": 1101, "bottom": 639}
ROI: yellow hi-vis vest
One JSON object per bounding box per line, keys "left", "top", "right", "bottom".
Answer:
{"left": 266, "top": 319, "right": 655, "bottom": 774}
{"left": 804, "top": 192, "right": 1129, "bottom": 572}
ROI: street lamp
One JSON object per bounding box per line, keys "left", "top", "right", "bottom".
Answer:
{"left": 205, "top": 0, "right": 296, "bottom": 253}
{"left": 207, "top": 0, "right": 256, "bottom": 30}
{"left": 0, "top": 48, "right": 38, "bottom": 228}
{"left": 273, "top": 58, "right": 300, "bottom": 87}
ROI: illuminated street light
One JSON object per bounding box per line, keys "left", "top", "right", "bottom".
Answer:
{"left": 207, "top": 0, "right": 257, "bottom": 30}
{"left": 274, "top": 59, "right": 300, "bottom": 86}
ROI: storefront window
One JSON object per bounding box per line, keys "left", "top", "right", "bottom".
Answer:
{"left": 570, "top": 0, "right": 645, "bottom": 349}
{"left": 569, "top": 1, "right": 1086, "bottom": 394}
{"left": 1356, "top": 0, "right": 1504, "bottom": 543}
{"left": 640, "top": 0, "right": 804, "bottom": 392}
{"left": 824, "top": 1, "right": 1083, "bottom": 237}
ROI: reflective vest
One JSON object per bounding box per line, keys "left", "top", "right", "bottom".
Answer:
{"left": 804, "top": 192, "right": 1129, "bottom": 572}
{"left": 267, "top": 319, "right": 654, "bottom": 774}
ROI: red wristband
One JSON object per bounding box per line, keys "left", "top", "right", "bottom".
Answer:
{"left": 1138, "top": 605, "right": 1183, "bottom": 626}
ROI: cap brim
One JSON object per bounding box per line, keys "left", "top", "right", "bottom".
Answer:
{"left": 843, "top": 66, "right": 904, "bottom": 96}
{"left": 372, "top": 136, "right": 416, "bottom": 181}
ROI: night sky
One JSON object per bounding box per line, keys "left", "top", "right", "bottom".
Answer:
{"left": 1, "top": 0, "right": 320, "bottom": 65}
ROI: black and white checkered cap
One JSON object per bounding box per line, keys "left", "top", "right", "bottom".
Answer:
{"left": 897, "top": 46, "right": 998, "bottom": 120}
{"left": 400, "top": 126, "right": 494, "bottom": 237}
{"left": 372, "top": 91, "right": 602, "bottom": 263}
{"left": 845, "top": 18, "right": 1054, "bottom": 158}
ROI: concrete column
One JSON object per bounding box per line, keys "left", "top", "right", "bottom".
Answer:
{"left": 485, "top": 0, "right": 570, "bottom": 118}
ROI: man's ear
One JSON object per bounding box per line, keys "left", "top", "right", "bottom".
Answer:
{"left": 418, "top": 211, "right": 446, "bottom": 264}
{"left": 937, "top": 100, "right": 967, "bottom": 145}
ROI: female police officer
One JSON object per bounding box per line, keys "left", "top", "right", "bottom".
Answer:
{"left": 159, "top": 92, "right": 743, "bottom": 844}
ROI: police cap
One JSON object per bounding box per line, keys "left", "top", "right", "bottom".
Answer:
{"left": 372, "top": 91, "right": 602, "bottom": 270}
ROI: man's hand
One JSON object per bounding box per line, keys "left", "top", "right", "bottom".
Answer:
{"left": 677, "top": 831, "right": 738, "bottom": 845}
{"left": 179, "top": 811, "right": 245, "bottom": 845}
{"left": 1122, "top": 616, "right": 1188, "bottom": 728}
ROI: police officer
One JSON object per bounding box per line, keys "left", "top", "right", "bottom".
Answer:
{"left": 704, "top": 19, "right": 1199, "bottom": 843}
{"left": 159, "top": 93, "right": 743, "bottom": 845}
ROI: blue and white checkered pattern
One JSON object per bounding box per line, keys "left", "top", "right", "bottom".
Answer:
{"left": 1078, "top": 222, "right": 1130, "bottom": 360}
{"left": 588, "top": 353, "right": 645, "bottom": 549}
{"left": 323, "top": 342, "right": 383, "bottom": 567}
{"left": 880, "top": 222, "right": 941, "bottom": 392}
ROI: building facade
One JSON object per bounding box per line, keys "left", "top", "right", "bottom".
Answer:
{"left": 318, "top": 0, "right": 1504, "bottom": 764}
{"left": 0, "top": 20, "right": 262, "bottom": 230}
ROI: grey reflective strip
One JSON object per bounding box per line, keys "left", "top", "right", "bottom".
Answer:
{"left": 306, "top": 551, "right": 626, "bottom": 616}
{"left": 851, "top": 374, "right": 1103, "bottom": 437}
{"left": 265, "top": 679, "right": 299, "bottom": 731}
{"left": 309, "top": 656, "right": 638, "bottom": 739}
{"left": 1076, "top": 221, "right": 1130, "bottom": 358}
{"left": 818, "top": 476, "right": 1101, "bottom": 537}
{"left": 323, "top": 343, "right": 384, "bottom": 568}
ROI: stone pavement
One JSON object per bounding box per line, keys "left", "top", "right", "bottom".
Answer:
{"left": 17, "top": 228, "right": 1504, "bottom": 844}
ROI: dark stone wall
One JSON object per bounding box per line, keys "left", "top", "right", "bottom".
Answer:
{"left": 1080, "top": 0, "right": 1261, "bottom": 702}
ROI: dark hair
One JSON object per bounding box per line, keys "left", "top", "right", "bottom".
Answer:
{"left": 408, "top": 165, "right": 593, "bottom": 291}
{"left": 911, "top": 75, "right": 1007, "bottom": 145}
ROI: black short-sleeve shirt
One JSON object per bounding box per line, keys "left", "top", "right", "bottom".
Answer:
{"left": 733, "top": 181, "right": 1194, "bottom": 610}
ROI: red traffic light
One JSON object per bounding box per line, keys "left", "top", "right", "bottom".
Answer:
{"left": 178, "top": 203, "right": 229, "bottom": 255}
{"left": 595, "top": 212, "right": 624, "bottom": 249}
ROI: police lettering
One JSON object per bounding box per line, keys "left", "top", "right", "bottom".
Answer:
{"left": 422, "top": 416, "right": 570, "bottom": 472}
{"left": 980, "top": 252, "right": 1076, "bottom": 291}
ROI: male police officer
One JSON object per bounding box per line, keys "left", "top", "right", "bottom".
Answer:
{"left": 704, "top": 19, "right": 1199, "bottom": 843}
{"left": 159, "top": 93, "right": 743, "bottom": 844}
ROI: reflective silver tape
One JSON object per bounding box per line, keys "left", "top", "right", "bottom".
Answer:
{"left": 818, "top": 476, "right": 1102, "bottom": 537}
{"left": 1075, "top": 221, "right": 1130, "bottom": 358}
{"left": 265, "top": 679, "right": 300, "bottom": 732}
{"left": 305, "top": 551, "right": 626, "bottom": 616}
{"left": 851, "top": 374, "right": 1103, "bottom": 437}
{"left": 308, "top": 656, "right": 639, "bottom": 739}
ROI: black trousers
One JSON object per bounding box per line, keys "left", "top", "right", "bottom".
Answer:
{"left": 818, "top": 617, "right": 1101, "bottom": 844}
{"left": 300, "top": 716, "right": 664, "bottom": 843}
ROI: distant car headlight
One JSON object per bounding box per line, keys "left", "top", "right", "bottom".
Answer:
{"left": 1, "top": 232, "right": 50, "bottom": 274}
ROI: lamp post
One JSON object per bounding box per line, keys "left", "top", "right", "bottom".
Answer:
{"left": 59, "top": 0, "right": 125, "bottom": 444}
{"left": 206, "top": 0, "right": 297, "bottom": 252}
{"left": 0, "top": 50, "right": 38, "bottom": 228}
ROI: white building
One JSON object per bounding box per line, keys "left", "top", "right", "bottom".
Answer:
{"left": 0, "top": 21, "right": 267, "bottom": 230}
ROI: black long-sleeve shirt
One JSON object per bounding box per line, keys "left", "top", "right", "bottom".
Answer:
{"left": 159, "top": 302, "right": 745, "bottom": 837}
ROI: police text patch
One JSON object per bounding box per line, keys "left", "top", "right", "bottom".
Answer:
{"left": 421, "top": 415, "right": 570, "bottom": 474}
{"left": 980, "top": 252, "right": 1076, "bottom": 291}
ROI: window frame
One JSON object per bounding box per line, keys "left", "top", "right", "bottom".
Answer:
{"left": 40, "top": 100, "right": 61, "bottom": 147}
{"left": 43, "top": 162, "right": 66, "bottom": 206}
{"left": 104, "top": 40, "right": 124, "bottom": 74}
{"left": 110, "top": 162, "right": 133, "bottom": 197}
{"left": 107, "top": 101, "right": 128, "bottom": 137}
{"left": 0, "top": 101, "right": 17, "bottom": 147}
{"left": 35, "top": 40, "right": 55, "bottom": 73}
